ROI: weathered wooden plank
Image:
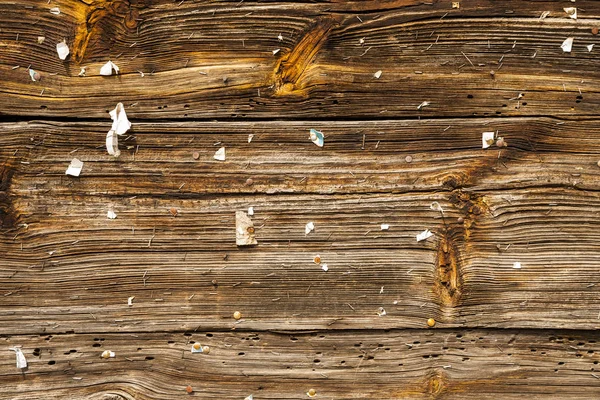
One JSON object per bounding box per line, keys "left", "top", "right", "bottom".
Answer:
{"left": 2, "top": 329, "right": 600, "bottom": 399}
{"left": 2, "top": 187, "right": 600, "bottom": 334}
{"left": 2, "top": 1, "right": 599, "bottom": 119}
{"left": 2, "top": 118, "right": 600, "bottom": 198}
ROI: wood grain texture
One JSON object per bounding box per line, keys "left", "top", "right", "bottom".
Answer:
{"left": 2, "top": 0, "right": 600, "bottom": 119}
{"left": 2, "top": 329, "right": 600, "bottom": 399}
{"left": 2, "top": 118, "right": 600, "bottom": 198}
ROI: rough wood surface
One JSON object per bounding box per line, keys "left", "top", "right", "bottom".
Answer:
{"left": 2, "top": 1, "right": 600, "bottom": 119}
{"left": 3, "top": 329, "right": 600, "bottom": 399}
{"left": 2, "top": 0, "right": 600, "bottom": 398}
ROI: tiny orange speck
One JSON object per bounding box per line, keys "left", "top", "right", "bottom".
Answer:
{"left": 233, "top": 311, "right": 242, "bottom": 320}
{"left": 427, "top": 318, "right": 436, "bottom": 327}
{"left": 186, "top": 385, "right": 193, "bottom": 394}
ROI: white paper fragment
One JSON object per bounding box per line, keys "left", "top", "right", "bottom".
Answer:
{"left": 49, "top": 7, "right": 60, "bottom": 15}
{"left": 513, "top": 262, "right": 522, "bottom": 269}
{"left": 417, "top": 101, "right": 430, "bottom": 110}
{"left": 107, "top": 210, "right": 117, "bottom": 219}
{"left": 321, "top": 264, "right": 328, "bottom": 272}
{"left": 248, "top": 134, "right": 254, "bottom": 143}
{"left": 247, "top": 206, "right": 254, "bottom": 216}
{"left": 100, "top": 60, "right": 119, "bottom": 76}
{"left": 561, "top": 37, "right": 574, "bottom": 53}
{"left": 10, "top": 347, "right": 27, "bottom": 369}
{"left": 106, "top": 130, "right": 120, "bottom": 157}
{"left": 37, "top": 36, "right": 45, "bottom": 44}
{"left": 380, "top": 223, "right": 389, "bottom": 230}
{"left": 66, "top": 158, "right": 83, "bottom": 177}
{"left": 309, "top": 129, "right": 324, "bottom": 147}
{"left": 272, "top": 48, "right": 280, "bottom": 55}
{"left": 377, "top": 307, "right": 387, "bottom": 317}
{"left": 101, "top": 350, "right": 115, "bottom": 358}
{"left": 191, "top": 343, "right": 204, "bottom": 353}
{"left": 305, "top": 221, "right": 315, "bottom": 236}
{"left": 564, "top": 7, "right": 577, "bottom": 19}
{"left": 539, "top": 11, "right": 550, "bottom": 20}
{"left": 245, "top": 396, "right": 254, "bottom": 400}
{"left": 56, "top": 40, "right": 69, "bottom": 60}
{"left": 236, "top": 211, "right": 257, "bottom": 246}
{"left": 29, "top": 69, "right": 38, "bottom": 82}
{"left": 127, "top": 296, "right": 134, "bottom": 306}
{"left": 109, "top": 103, "right": 131, "bottom": 136}
{"left": 214, "top": 147, "right": 226, "bottom": 161}
{"left": 482, "top": 131, "right": 495, "bottom": 149}
{"left": 78, "top": 67, "right": 86, "bottom": 77}
{"left": 359, "top": 37, "right": 365, "bottom": 44}
{"left": 416, "top": 229, "right": 434, "bottom": 242}
{"left": 588, "top": 44, "right": 594, "bottom": 52}
{"left": 277, "top": 33, "right": 283, "bottom": 41}
{"left": 380, "top": 286, "right": 384, "bottom": 294}
{"left": 374, "top": 70, "right": 382, "bottom": 79}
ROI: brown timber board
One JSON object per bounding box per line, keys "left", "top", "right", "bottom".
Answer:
{"left": 2, "top": 329, "right": 600, "bottom": 399}
{"left": 1, "top": 1, "right": 600, "bottom": 119}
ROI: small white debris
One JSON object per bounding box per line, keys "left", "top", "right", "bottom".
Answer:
{"left": 245, "top": 395, "right": 254, "bottom": 400}
{"left": 65, "top": 158, "right": 83, "bottom": 177}
{"left": 321, "top": 264, "right": 328, "bottom": 272}
{"left": 56, "top": 40, "right": 69, "bottom": 60}
{"left": 380, "top": 224, "right": 389, "bottom": 230}
{"left": 377, "top": 307, "right": 387, "bottom": 317}
{"left": 564, "top": 7, "right": 577, "bottom": 19}
{"left": 380, "top": 286, "right": 384, "bottom": 294}
{"left": 236, "top": 211, "right": 257, "bottom": 246}
{"left": 374, "top": 70, "right": 382, "bottom": 79}
{"left": 277, "top": 33, "right": 283, "bottom": 41}
{"left": 78, "top": 67, "right": 86, "bottom": 77}
{"left": 29, "top": 69, "right": 38, "bottom": 82}
{"left": 101, "top": 350, "right": 115, "bottom": 359}
{"left": 109, "top": 103, "right": 131, "bottom": 135}
{"left": 9, "top": 347, "right": 27, "bottom": 369}
{"left": 430, "top": 202, "right": 444, "bottom": 213}
{"left": 539, "top": 11, "right": 550, "bottom": 20}
{"left": 416, "top": 229, "right": 434, "bottom": 242}
{"left": 214, "top": 147, "right": 226, "bottom": 161}
{"left": 49, "top": 7, "right": 60, "bottom": 15}
{"left": 417, "top": 101, "right": 430, "bottom": 110}
{"left": 247, "top": 206, "right": 254, "bottom": 216}
{"left": 359, "top": 37, "right": 365, "bottom": 45}
{"left": 106, "top": 103, "right": 131, "bottom": 157}
{"left": 100, "top": 60, "right": 119, "bottom": 76}
{"left": 588, "top": 44, "right": 594, "bottom": 52}
{"left": 451, "top": 2, "right": 459, "bottom": 9}
{"left": 248, "top": 134, "right": 254, "bottom": 143}
{"left": 513, "top": 262, "right": 522, "bottom": 269}
{"left": 482, "top": 131, "right": 495, "bottom": 149}
{"left": 272, "top": 48, "right": 280, "bottom": 55}
{"left": 127, "top": 296, "right": 134, "bottom": 306}
{"left": 107, "top": 210, "right": 117, "bottom": 219}
{"left": 37, "top": 36, "right": 45, "bottom": 44}
{"left": 48, "top": 250, "right": 55, "bottom": 256}
{"left": 561, "top": 37, "right": 574, "bottom": 53}
{"left": 309, "top": 129, "right": 324, "bottom": 147}
{"left": 305, "top": 221, "right": 315, "bottom": 236}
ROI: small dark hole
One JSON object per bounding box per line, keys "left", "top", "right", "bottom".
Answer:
{"left": 206, "top": 334, "right": 213, "bottom": 337}
{"left": 467, "top": 94, "right": 474, "bottom": 99}
{"left": 145, "top": 356, "right": 154, "bottom": 360}
{"left": 92, "top": 343, "right": 101, "bottom": 347}
{"left": 48, "top": 360, "right": 55, "bottom": 365}
{"left": 313, "top": 359, "right": 320, "bottom": 363}
{"left": 238, "top": 352, "right": 245, "bottom": 356}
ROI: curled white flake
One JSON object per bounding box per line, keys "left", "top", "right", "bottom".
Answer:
{"left": 417, "top": 101, "right": 430, "bottom": 110}
{"left": 564, "top": 7, "right": 577, "bottom": 19}
{"left": 305, "top": 221, "right": 315, "bottom": 236}
{"left": 49, "top": 7, "right": 60, "bottom": 15}
{"left": 247, "top": 206, "right": 254, "bottom": 216}
{"left": 588, "top": 44, "right": 594, "bottom": 52}
{"left": 127, "top": 296, "right": 134, "bottom": 306}
{"left": 9, "top": 347, "right": 27, "bottom": 369}
{"left": 513, "top": 262, "right": 522, "bottom": 269}
{"left": 374, "top": 70, "right": 382, "bottom": 79}
{"left": 100, "top": 60, "right": 120, "bottom": 76}
{"left": 321, "top": 264, "right": 328, "bottom": 272}
{"left": 377, "top": 307, "right": 387, "bottom": 317}
{"left": 561, "top": 37, "right": 574, "bottom": 53}
{"left": 56, "top": 40, "right": 69, "bottom": 60}
{"left": 107, "top": 210, "right": 117, "bottom": 219}
{"left": 381, "top": 223, "right": 389, "bottom": 230}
